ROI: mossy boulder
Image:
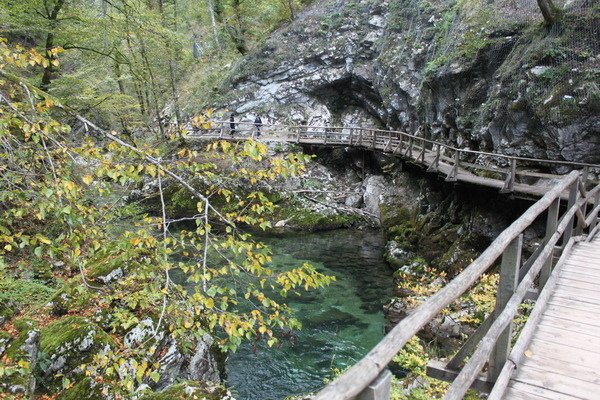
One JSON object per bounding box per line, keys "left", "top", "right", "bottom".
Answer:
{"left": 37, "top": 316, "right": 115, "bottom": 391}
{"left": 379, "top": 203, "right": 413, "bottom": 231}
{"left": 50, "top": 283, "right": 92, "bottom": 316}
{"left": 57, "top": 377, "right": 105, "bottom": 400}
{"left": 0, "top": 330, "right": 11, "bottom": 356}
{"left": 4, "top": 318, "right": 38, "bottom": 360}
{"left": 0, "top": 278, "right": 55, "bottom": 322}
{"left": 141, "top": 381, "right": 231, "bottom": 400}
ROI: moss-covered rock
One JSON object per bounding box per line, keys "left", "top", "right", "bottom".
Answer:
{"left": 37, "top": 316, "right": 115, "bottom": 391}
{"left": 0, "top": 330, "right": 11, "bottom": 357}
{"left": 0, "top": 278, "right": 55, "bottom": 321}
{"left": 379, "top": 203, "right": 413, "bottom": 231}
{"left": 57, "top": 377, "right": 104, "bottom": 400}
{"left": 141, "top": 381, "right": 232, "bottom": 400}
{"left": 50, "top": 283, "right": 92, "bottom": 316}
{"left": 4, "top": 318, "right": 38, "bottom": 360}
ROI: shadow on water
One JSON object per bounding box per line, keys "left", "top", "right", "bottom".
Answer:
{"left": 225, "top": 229, "right": 394, "bottom": 400}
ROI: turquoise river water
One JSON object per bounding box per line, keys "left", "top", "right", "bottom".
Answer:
{"left": 225, "top": 229, "right": 394, "bottom": 400}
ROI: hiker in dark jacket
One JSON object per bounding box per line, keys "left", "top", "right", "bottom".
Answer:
{"left": 229, "top": 113, "right": 236, "bottom": 136}
{"left": 254, "top": 115, "right": 262, "bottom": 138}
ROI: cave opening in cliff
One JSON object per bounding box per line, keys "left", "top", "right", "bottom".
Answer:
{"left": 309, "top": 75, "right": 386, "bottom": 124}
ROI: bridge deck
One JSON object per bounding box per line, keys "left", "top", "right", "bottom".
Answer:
{"left": 188, "top": 133, "right": 565, "bottom": 198}
{"left": 504, "top": 235, "right": 600, "bottom": 400}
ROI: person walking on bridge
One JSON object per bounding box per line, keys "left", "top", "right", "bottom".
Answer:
{"left": 229, "top": 113, "right": 236, "bottom": 137}
{"left": 254, "top": 115, "right": 262, "bottom": 138}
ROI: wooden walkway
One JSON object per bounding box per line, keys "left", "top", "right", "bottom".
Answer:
{"left": 501, "top": 234, "right": 600, "bottom": 400}
{"left": 189, "top": 121, "right": 600, "bottom": 199}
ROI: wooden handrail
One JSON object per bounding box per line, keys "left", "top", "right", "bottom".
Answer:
{"left": 191, "top": 121, "right": 600, "bottom": 170}
{"left": 444, "top": 185, "right": 592, "bottom": 399}
{"left": 312, "top": 171, "right": 580, "bottom": 400}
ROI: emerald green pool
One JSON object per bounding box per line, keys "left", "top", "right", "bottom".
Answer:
{"left": 225, "top": 229, "right": 394, "bottom": 400}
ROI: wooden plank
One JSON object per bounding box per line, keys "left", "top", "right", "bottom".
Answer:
{"left": 554, "top": 284, "right": 600, "bottom": 301}
{"left": 554, "top": 277, "right": 600, "bottom": 292}
{"left": 512, "top": 363, "right": 600, "bottom": 399}
{"left": 560, "top": 266, "right": 600, "bottom": 280}
{"left": 525, "top": 338, "right": 600, "bottom": 369}
{"left": 507, "top": 381, "right": 589, "bottom": 400}
{"left": 551, "top": 291, "right": 600, "bottom": 307}
{"left": 530, "top": 328, "right": 600, "bottom": 355}
{"left": 547, "top": 297, "right": 600, "bottom": 314}
{"left": 540, "top": 314, "right": 600, "bottom": 338}
{"left": 543, "top": 305, "right": 600, "bottom": 328}
{"left": 504, "top": 386, "right": 555, "bottom": 400}
{"left": 520, "top": 354, "right": 600, "bottom": 384}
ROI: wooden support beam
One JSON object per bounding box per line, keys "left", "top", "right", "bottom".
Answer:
{"left": 417, "top": 139, "right": 426, "bottom": 163}
{"left": 447, "top": 314, "right": 494, "bottom": 370}
{"left": 446, "top": 150, "right": 459, "bottom": 182}
{"left": 590, "top": 191, "right": 600, "bottom": 231}
{"left": 356, "top": 370, "right": 392, "bottom": 400}
{"left": 540, "top": 199, "right": 559, "bottom": 288}
{"left": 489, "top": 234, "right": 522, "bottom": 381}
{"left": 563, "top": 181, "right": 578, "bottom": 244}
{"left": 349, "top": 128, "right": 354, "bottom": 145}
{"left": 427, "top": 361, "right": 493, "bottom": 393}
{"left": 372, "top": 130, "right": 376, "bottom": 149}
{"left": 500, "top": 159, "right": 516, "bottom": 194}
{"left": 428, "top": 145, "right": 441, "bottom": 172}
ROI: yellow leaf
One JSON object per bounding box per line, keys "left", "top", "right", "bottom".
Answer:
{"left": 524, "top": 350, "right": 533, "bottom": 358}
{"left": 82, "top": 175, "right": 93, "bottom": 185}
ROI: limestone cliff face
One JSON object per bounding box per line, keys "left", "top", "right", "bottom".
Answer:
{"left": 219, "top": 0, "right": 599, "bottom": 165}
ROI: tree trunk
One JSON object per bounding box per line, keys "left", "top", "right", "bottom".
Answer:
{"left": 114, "top": 61, "right": 126, "bottom": 95}
{"left": 207, "top": 0, "right": 221, "bottom": 49}
{"left": 537, "top": 0, "right": 563, "bottom": 26}
{"left": 40, "top": 0, "right": 65, "bottom": 91}
{"left": 230, "top": 0, "right": 247, "bottom": 54}
{"left": 285, "top": 0, "right": 295, "bottom": 20}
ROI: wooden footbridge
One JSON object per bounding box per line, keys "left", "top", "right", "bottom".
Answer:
{"left": 189, "top": 121, "right": 598, "bottom": 199}
{"left": 190, "top": 121, "right": 600, "bottom": 399}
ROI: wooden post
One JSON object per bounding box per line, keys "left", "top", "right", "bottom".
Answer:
{"left": 428, "top": 144, "right": 441, "bottom": 172}
{"left": 359, "top": 129, "right": 364, "bottom": 147}
{"left": 539, "top": 198, "right": 559, "bottom": 289}
{"left": 418, "top": 139, "right": 426, "bottom": 163}
{"left": 372, "top": 130, "right": 377, "bottom": 149}
{"left": 349, "top": 128, "right": 354, "bottom": 145}
{"left": 296, "top": 127, "right": 301, "bottom": 143}
{"left": 582, "top": 166, "right": 589, "bottom": 186}
{"left": 446, "top": 150, "right": 459, "bottom": 182}
{"left": 219, "top": 121, "right": 224, "bottom": 138}
{"left": 489, "top": 234, "right": 522, "bottom": 381}
{"left": 500, "top": 158, "right": 516, "bottom": 193}
{"left": 591, "top": 190, "right": 600, "bottom": 232}
{"left": 356, "top": 370, "right": 392, "bottom": 400}
{"left": 408, "top": 137, "right": 413, "bottom": 158}
{"left": 563, "top": 180, "right": 578, "bottom": 244}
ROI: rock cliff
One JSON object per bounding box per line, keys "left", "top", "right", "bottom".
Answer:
{"left": 218, "top": 0, "right": 599, "bottom": 165}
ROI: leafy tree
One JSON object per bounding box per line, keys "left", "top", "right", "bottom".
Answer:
{"left": 0, "top": 38, "right": 333, "bottom": 397}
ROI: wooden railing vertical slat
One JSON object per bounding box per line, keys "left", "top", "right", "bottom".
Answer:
{"left": 564, "top": 181, "right": 578, "bottom": 244}
{"left": 539, "top": 198, "right": 560, "bottom": 288}
{"left": 489, "top": 234, "right": 522, "bottom": 381}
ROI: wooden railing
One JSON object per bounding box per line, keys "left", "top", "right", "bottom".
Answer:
{"left": 190, "top": 121, "right": 600, "bottom": 196}
{"left": 311, "top": 171, "right": 600, "bottom": 400}
{"left": 190, "top": 121, "right": 600, "bottom": 399}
